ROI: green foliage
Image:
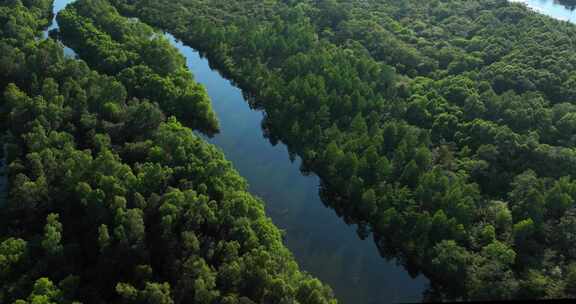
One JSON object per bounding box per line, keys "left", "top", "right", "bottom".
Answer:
{"left": 0, "top": 238, "right": 27, "bottom": 283}
{"left": 116, "top": 282, "right": 174, "bottom": 304}
{"left": 56, "top": 0, "right": 219, "bottom": 135}
{"left": 106, "top": 0, "right": 576, "bottom": 300}
{"left": 15, "top": 278, "right": 64, "bottom": 304}
{"left": 0, "top": 1, "right": 336, "bottom": 303}
{"left": 41, "top": 214, "right": 63, "bottom": 256}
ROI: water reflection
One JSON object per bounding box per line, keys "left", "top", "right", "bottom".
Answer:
{"left": 11, "top": 0, "right": 576, "bottom": 301}
{"left": 167, "top": 34, "right": 428, "bottom": 304}
{"left": 511, "top": 0, "right": 576, "bottom": 22}
{"left": 43, "top": 0, "right": 430, "bottom": 302}
{"left": 40, "top": 0, "right": 429, "bottom": 302}
{"left": 121, "top": 0, "right": 575, "bottom": 303}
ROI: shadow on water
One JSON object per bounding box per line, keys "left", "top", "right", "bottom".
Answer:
{"left": 41, "top": 0, "right": 576, "bottom": 302}
{"left": 46, "top": 0, "right": 432, "bottom": 302}
{"left": 174, "top": 2, "right": 576, "bottom": 302}
{"left": 167, "top": 34, "right": 428, "bottom": 304}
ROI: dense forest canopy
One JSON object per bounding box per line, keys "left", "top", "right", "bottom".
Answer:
{"left": 107, "top": 0, "right": 576, "bottom": 300}
{"left": 0, "top": 0, "right": 336, "bottom": 303}
{"left": 55, "top": 0, "right": 220, "bottom": 136}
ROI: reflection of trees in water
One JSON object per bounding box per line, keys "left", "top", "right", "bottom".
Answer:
{"left": 316, "top": 179, "right": 451, "bottom": 301}
{"left": 256, "top": 116, "right": 430, "bottom": 303}
{"left": 318, "top": 180, "right": 488, "bottom": 302}
{"left": 261, "top": 112, "right": 444, "bottom": 301}
{"left": 557, "top": 0, "right": 576, "bottom": 11}
{"left": 263, "top": 115, "right": 434, "bottom": 300}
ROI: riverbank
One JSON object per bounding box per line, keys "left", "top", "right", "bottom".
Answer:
{"left": 48, "top": 0, "right": 427, "bottom": 302}
{"left": 24, "top": 0, "right": 576, "bottom": 297}
{"left": 0, "top": 0, "right": 338, "bottom": 302}
{"left": 106, "top": 0, "right": 576, "bottom": 301}
{"left": 164, "top": 33, "right": 428, "bottom": 304}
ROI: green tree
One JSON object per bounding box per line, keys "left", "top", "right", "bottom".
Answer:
{"left": 42, "top": 214, "right": 63, "bottom": 256}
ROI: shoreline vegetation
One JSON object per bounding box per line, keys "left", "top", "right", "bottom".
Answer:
{"left": 107, "top": 0, "right": 576, "bottom": 301}
{"left": 0, "top": 0, "right": 336, "bottom": 303}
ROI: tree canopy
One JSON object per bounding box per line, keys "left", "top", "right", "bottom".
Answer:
{"left": 108, "top": 0, "right": 576, "bottom": 300}
{"left": 0, "top": 1, "right": 336, "bottom": 303}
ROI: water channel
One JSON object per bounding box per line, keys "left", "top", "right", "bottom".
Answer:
{"left": 47, "top": 0, "right": 427, "bottom": 303}
{"left": 37, "top": 0, "right": 576, "bottom": 303}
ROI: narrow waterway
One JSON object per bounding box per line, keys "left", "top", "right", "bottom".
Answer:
{"left": 45, "top": 1, "right": 427, "bottom": 303}
{"left": 39, "top": 0, "right": 576, "bottom": 303}
{"left": 169, "top": 34, "right": 428, "bottom": 304}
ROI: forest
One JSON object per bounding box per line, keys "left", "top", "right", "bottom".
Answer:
{"left": 0, "top": 0, "right": 336, "bottom": 303}
{"left": 55, "top": 0, "right": 219, "bottom": 136}
{"left": 106, "top": 0, "right": 576, "bottom": 301}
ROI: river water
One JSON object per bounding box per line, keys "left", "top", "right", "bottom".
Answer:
{"left": 47, "top": 0, "right": 427, "bottom": 303}
{"left": 39, "top": 0, "right": 576, "bottom": 303}
{"left": 169, "top": 34, "right": 428, "bottom": 304}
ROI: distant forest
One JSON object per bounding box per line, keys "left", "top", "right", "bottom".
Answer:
{"left": 0, "top": 0, "right": 335, "bottom": 303}
{"left": 108, "top": 0, "right": 576, "bottom": 301}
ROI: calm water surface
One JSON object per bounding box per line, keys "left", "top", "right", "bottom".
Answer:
{"left": 47, "top": 0, "right": 427, "bottom": 303}
{"left": 511, "top": 0, "right": 576, "bottom": 22}
{"left": 36, "top": 0, "right": 576, "bottom": 303}
{"left": 167, "top": 34, "right": 426, "bottom": 304}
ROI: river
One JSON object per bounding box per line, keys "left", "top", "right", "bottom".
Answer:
{"left": 170, "top": 34, "right": 428, "bottom": 304}
{"left": 46, "top": 0, "right": 427, "bottom": 303}
{"left": 36, "top": 0, "right": 576, "bottom": 303}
